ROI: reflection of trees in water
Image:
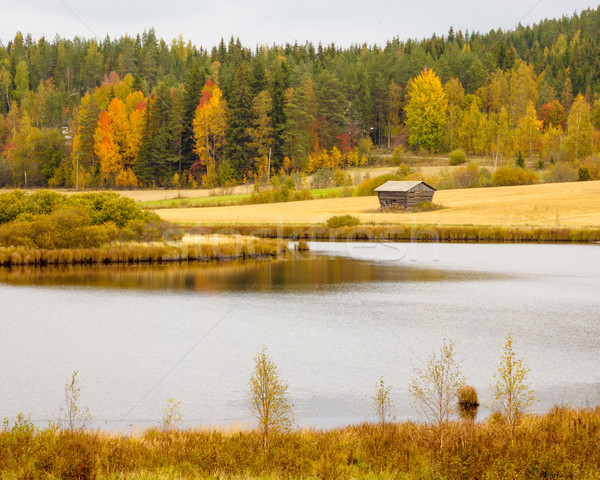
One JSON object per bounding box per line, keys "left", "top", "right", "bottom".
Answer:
{"left": 0, "top": 257, "right": 495, "bottom": 293}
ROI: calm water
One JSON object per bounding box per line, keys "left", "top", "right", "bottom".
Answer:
{"left": 0, "top": 242, "right": 599, "bottom": 430}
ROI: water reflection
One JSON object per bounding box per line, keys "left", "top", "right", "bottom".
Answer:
{"left": 0, "top": 255, "right": 504, "bottom": 293}
{"left": 1, "top": 242, "right": 598, "bottom": 429}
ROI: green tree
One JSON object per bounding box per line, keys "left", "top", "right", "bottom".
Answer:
{"left": 248, "top": 346, "right": 293, "bottom": 455}
{"left": 315, "top": 70, "right": 346, "bottom": 150}
{"left": 247, "top": 90, "right": 274, "bottom": 161}
{"left": 405, "top": 68, "right": 448, "bottom": 152}
{"left": 225, "top": 62, "right": 254, "bottom": 176}
{"left": 0, "top": 68, "right": 12, "bottom": 112}
{"left": 270, "top": 60, "right": 290, "bottom": 168}
{"left": 14, "top": 61, "right": 29, "bottom": 107}
{"left": 180, "top": 63, "right": 206, "bottom": 170}
{"left": 489, "top": 335, "right": 535, "bottom": 433}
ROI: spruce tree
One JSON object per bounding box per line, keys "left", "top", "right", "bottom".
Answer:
{"left": 225, "top": 62, "right": 253, "bottom": 177}
{"left": 180, "top": 63, "right": 206, "bottom": 171}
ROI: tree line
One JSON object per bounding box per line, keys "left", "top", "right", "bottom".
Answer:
{"left": 2, "top": 7, "right": 600, "bottom": 187}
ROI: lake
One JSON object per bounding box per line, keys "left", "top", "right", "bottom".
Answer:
{"left": 0, "top": 241, "right": 599, "bottom": 430}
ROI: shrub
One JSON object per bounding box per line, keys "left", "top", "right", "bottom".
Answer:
{"left": 491, "top": 166, "right": 539, "bottom": 186}
{"left": 437, "top": 163, "right": 487, "bottom": 189}
{"left": 449, "top": 149, "right": 467, "bottom": 166}
{"left": 294, "top": 239, "right": 309, "bottom": 251}
{"left": 544, "top": 163, "right": 578, "bottom": 183}
{"left": 578, "top": 167, "right": 591, "bottom": 181}
{"left": 326, "top": 215, "right": 360, "bottom": 228}
{"left": 0, "top": 191, "right": 178, "bottom": 249}
{"left": 411, "top": 201, "right": 444, "bottom": 212}
{"left": 396, "top": 163, "right": 414, "bottom": 178}
{"left": 580, "top": 156, "right": 600, "bottom": 179}
{"left": 516, "top": 151, "right": 525, "bottom": 168}
{"left": 333, "top": 169, "right": 352, "bottom": 187}
{"left": 458, "top": 384, "right": 480, "bottom": 421}
{"left": 310, "top": 168, "right": 335, "bottom": 189}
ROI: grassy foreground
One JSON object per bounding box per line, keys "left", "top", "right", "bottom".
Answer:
{"left": 156, "top": 181, "right": 600, "bottom": 229}
{"left": 3, "top": 407, "right": 600, "bottom": 479}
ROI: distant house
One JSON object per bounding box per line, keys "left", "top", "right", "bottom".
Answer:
{"left": 374, "top": 181, "right": 436, "bottom": 209}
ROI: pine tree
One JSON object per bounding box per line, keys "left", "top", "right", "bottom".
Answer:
{"left": 270, "top": 60, "right": 290, "bottom": 169}
{"left": 180, "top": 63, "right": 206, "bottom": 170}
{"left": 225, "top": 62, "right": 254, "bottom": 177}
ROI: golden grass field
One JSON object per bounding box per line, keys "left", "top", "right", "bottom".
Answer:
{"left": 156, "top": 180, "right": 600, "bottom": 228}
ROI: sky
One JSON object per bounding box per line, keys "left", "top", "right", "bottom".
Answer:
{"left": 2, "top": 0, "right": 598, "bottom": 49}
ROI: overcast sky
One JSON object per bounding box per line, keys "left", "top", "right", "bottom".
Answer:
{"left": 3, "top": 0, "right": 597, "bottom": 48}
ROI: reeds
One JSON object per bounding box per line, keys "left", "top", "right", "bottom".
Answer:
{"left": 192, "top": 224, "right": 600, "bottom": 244}
{"left": 3, "top": 406, "right": 600, "bottom": 479}
{"left": 0, "top": 237, "right": 285, "bottom": 267}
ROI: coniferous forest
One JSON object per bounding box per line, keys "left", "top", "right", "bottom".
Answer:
{"left": 2, "top": 7, "right": 600, "bottom": 188}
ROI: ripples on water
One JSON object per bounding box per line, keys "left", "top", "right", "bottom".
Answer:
{"left": 0, "top": 242, "right": 599, "bottom": 429}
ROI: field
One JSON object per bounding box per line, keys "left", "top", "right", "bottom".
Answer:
{"left": 155, "top": 180, "right": 600, "bottom": 228}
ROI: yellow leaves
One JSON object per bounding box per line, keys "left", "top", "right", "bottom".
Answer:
{"left": 193, "top": 81, "right": 228, "bottom": 164}
{"left": 115, "top": 168, "right": 139, "bottom": 188}
{"left": 489, "top": 335, "right": 535, "bottom": 430}
{"left": 93, "top": 93, "right": 146, "bottom": 187}
{"left": 305, "top": 146, "right": 352, "bottom": 173}
{"left": 405, "top": 68, "right": 448, "bottom": 151}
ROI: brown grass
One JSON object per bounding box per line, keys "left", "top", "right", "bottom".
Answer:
{"left": 157, "top": 180, "right": 600, "bottom": 228}
{"left": 4, "top": 406, "right": 600, "bottom": 479}
{"left": 0, "top": 236, "right": 285, "bottom": 267}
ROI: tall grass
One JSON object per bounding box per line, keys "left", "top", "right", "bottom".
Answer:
{"left": 3, "top": 406, "right": 600, "bottom": 479}
{"left": 193, "top": 224, "right": 600, "bottom": 244}
{"left": 0, "top": 238, "right": 285, "bottom": 267}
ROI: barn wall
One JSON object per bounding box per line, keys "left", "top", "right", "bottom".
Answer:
{"left": 377, "top": 191, "right": 434, "bottom": 209}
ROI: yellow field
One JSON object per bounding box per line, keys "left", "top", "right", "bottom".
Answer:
{"left": 156, "top": 180, "right": 600, "bottom": 228}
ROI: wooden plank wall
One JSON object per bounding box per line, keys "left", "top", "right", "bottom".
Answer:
{"left": 377, "top": 191, "right": 434, "bottom": 209}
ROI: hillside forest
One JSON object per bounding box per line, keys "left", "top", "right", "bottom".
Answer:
{"left": 2, "top": 7, "right": 600, "bottom": 188}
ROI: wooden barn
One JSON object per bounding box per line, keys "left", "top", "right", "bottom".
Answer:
{"left": 374, "top": 181, "right": 436, "bottom": 209}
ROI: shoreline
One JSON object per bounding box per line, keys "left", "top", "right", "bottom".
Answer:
{"left": 187, "top": 224, "right": 600, "bottom": 244}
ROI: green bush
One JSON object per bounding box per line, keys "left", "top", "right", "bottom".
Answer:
{"left": 449, "top": 149, "right": 467, "bottom": 166}
{"left": 491, "top": 166, "right": 539, "bottom": 186}
{"left": 578, "top": 167, "right": 591, "bottom": 181}
{"left": 0, "top": 191, "right": 178, "bottom": 248}
{"left": 326, "top": 215, "right": 361, "bottom": 228}
{"left": 411, "top": 201, "right": 444, "bottom": 212}
{"left": 310, "top": 169, "right": 335, "bottom": 189}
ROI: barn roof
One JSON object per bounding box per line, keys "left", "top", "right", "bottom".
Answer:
{"left": 374, "top": 180, "right": 436, "bottom": 192}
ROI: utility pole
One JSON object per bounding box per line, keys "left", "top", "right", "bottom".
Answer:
{"left": 267, "top": 147, "right": 272, "bottom": 183}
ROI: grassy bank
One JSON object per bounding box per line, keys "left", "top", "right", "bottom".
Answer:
{"left": 190, "top": 224, "right": 600, "bottom": 244}
{"left": 138, "top": 187, "right": 349, "bottom": 210}
{"left": 0, "top": 236, "right": 285, "bottom": 267}
{"left": 3, "top": 406, "right": 600, "bottom": 479}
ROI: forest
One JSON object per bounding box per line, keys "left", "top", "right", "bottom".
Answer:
{"left": 2, "top": 7, "right": 600, "bottom": 188}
